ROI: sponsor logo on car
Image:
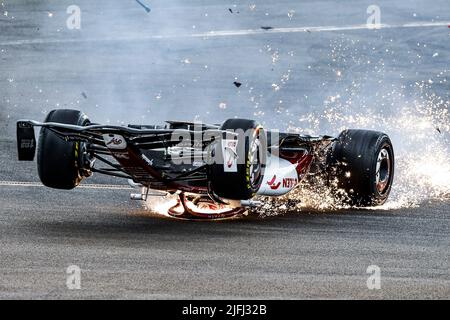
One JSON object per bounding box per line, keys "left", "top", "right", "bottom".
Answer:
{"left": 20, "top": 139, "right": 34, "bottom": 149}
{"left": 267, "top": 175, "right": 281, "bottom": 190}
{"left": 113, "top": 153, "right": 130, "bottom": 160}
{"left": 102, "top": 134, "right": 127, "bottom": 150}
{"left": 222, "top": 139, "right": 238, "bottom": 172}
{"left": 141, "top": 154, "right": 154, "bottom": 166}
{"left": 266, "top": 176, "right": 297, "bottom": 190}
{"left": 282, "top": 178, "right": 298, "bottom": 189}
{"left": 107, "top": 138, "right": 123, "bottom": 146}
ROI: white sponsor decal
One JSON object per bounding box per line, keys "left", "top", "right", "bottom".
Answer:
{"left": 192, "top": 160, "right": 204, "bottom": 167}
{"left": 141, "top": 154, "right": 154, "bottom": 166}
{"left": 222, "top": 139, "right": 238, "bottom": 172}
{"left": 103, "top": 134, "right": 127, "bottom": 150}
{"left": 113, "top": 153, "right": 130, "bottom": 160}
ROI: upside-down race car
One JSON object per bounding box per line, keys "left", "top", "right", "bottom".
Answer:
{"left": 17, "top": 109, "right": 394, "bottom": 219}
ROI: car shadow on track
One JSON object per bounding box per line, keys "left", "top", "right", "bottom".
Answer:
{"left": 15, "top": 204, "right": 413, "bottom": 244}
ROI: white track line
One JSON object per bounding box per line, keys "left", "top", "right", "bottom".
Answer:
{"left": 0, "top": 181, "right": 132, "bottom": 190}
{"left": 0, "top": 21, "right": 448, "bottom": 46}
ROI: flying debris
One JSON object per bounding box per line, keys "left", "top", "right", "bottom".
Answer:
{"left": 135, "top": 0, "right": 151, "bottom": 13}
{"left": 233, "top": 81, "right": 242, "bottom": 88}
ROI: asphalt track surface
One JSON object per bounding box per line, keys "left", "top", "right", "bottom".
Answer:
{"left": 1, "top": 1, "right": 449, "bottom": 299}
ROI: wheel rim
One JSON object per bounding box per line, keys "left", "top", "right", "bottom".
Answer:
{"left": 376, "top": 148, "right": 391, "bottom": 195}
{"left": 248, "top": 130, "right": 262, "bottom": 188}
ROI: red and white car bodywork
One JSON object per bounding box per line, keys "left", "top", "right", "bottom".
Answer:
{"left": 258, "top": 154, "right": 312, "bottom": 196}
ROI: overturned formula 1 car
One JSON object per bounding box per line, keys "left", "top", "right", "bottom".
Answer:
{"left": 17, "top": 109, "right": 394, "bottom": 219}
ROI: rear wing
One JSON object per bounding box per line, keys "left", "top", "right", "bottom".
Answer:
{"left": 17, "top": 121, "right": 37, "bottom": 161}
